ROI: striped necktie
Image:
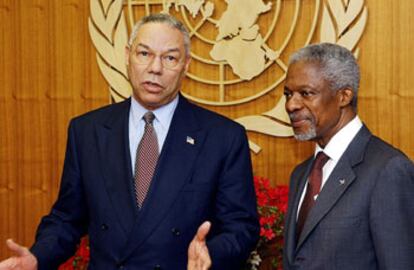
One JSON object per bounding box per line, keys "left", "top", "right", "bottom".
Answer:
{"left": 135, "top": 111, "right": 159, "bottom": 208}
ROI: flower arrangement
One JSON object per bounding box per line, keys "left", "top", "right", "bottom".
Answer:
{"left": 59, "top": 237, "right": 89, "bottom": 270}
{"left": 246, "top": 176, "right": 289, "bottom": 270}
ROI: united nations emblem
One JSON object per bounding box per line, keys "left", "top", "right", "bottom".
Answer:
{"left": 89, "top": 0, "right": 367, "bottom": 153}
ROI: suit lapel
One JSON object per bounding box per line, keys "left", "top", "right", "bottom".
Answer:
{"left": 285, "top": 160, "right": 312, "bottom": 264}
{"left": 296, "top": 125, "right": 372, "bottom": 250}
{"left": 96, "top": 99, "right": 136, "bottom": 236}
{"left": 296, "top": 161, "right": 356, "bottom": 248}
{"left": 122, "top": 97, "right": 206, "bottom": 259}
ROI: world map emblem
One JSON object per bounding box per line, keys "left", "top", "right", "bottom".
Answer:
{"left": 89, "top": 0, "right": 367, "bottom": 153}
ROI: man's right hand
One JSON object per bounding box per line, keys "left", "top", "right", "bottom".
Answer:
{"left": 0, "top": 239, "right": 37, "bottom": 270}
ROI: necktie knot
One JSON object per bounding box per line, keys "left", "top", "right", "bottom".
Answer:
{"left": 143, "top": 111, "right": 155, "bottom": 125}
{"left": 313, "top": 151, "right": 329, "bottom": 171}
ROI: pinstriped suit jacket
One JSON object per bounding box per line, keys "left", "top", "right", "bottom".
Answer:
{"left": 283, "top": 125, "right": 414, "bottom": 270}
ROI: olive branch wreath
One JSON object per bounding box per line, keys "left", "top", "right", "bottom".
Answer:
{"left": 89, "top": 0, "right": 131, "bottom": 102}
{"left": 88, "top": 0, "right": 367, "bottom": 153}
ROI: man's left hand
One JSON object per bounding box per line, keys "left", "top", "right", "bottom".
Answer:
{"left": 187, "top": 221, "right": 211, "bottom": 270}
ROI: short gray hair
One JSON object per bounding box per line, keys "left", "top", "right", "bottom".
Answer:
{"left": 289, "top": 43, "right": 360, "bottom": 108}
{"left": 128, "top": 13, "right": 191, "bottom": 57}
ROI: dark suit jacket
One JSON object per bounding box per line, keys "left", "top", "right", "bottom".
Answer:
{"left": 30, "top": 96, "right": 259, "bottom": 270}
{"left": 283, "top": 125, "right": 414, "bottom": 270}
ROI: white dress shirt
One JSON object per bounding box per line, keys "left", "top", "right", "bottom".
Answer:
{"left": 129, "top": 95, "right": 179, "bottom": 175}
{"left": 297, "top": 116, "right": 363, "bottom": 216}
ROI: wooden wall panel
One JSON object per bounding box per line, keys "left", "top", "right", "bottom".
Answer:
{"left": 0, "top": 0, "right": 413, "bottom": 260}
{"left": 0, "top": 0, "right": 108, "bottom": 258}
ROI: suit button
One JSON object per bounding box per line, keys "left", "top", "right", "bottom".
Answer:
{"left": 101, "top": 224, "right": 108, "bottom": 230}
{"left": 171, "top": 228, "right": 180, "bottom": 236}
{"left": 154, "top": 264, "right": 161, "bottom": 270}
{"left": 117, "top": 263, "right": 124, "bottom": 269}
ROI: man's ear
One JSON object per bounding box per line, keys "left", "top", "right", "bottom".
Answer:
{"left": 125, "top": 46, "right": 131, "bottom": 67}
{"left": 184, "top": 56, "right": 191, "bottom": 73}
{"left": 338, "top": 88, "right": 354, "bottom": 107}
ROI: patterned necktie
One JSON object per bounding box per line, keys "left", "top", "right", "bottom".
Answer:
{"left": 296, "top": 151, "right": 329, "bottom": 239}
{"left": 135, "top": 111, "right": 159, "bottom": 208}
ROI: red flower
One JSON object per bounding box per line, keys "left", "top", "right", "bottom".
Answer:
{"left": 260, "top": 227, "right": 276, "bottom": 240}
{"left": 59, "top": 237, "right": 90, "bottom": 270}
{"left": 248, "top": 176, "right": 289, "bottom": 269}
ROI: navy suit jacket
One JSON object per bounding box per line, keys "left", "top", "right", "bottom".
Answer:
{"left": 283, "top": 125, "right": 414, "bottom": 270}
{"left": 31, "top": 96, "right": 259, "bottom": 269}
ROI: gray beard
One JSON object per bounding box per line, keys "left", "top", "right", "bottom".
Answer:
{"left": 293, "top": 125, "right": 317, "bottom": 141}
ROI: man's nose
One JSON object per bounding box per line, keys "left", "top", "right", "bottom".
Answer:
{"left": 147, "top": 56, "right": 163, "bottom": 74}
{"left": 285, "top": 93, "right": 303, "bottom": 113}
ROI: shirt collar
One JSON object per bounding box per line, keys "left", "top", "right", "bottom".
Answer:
{"left": 130, "top": 95, "right": 179, "bottom": 129}
{"left": 315, "top": 115, "right": 363, "bottom": 161}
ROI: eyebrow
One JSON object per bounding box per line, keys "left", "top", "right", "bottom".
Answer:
{"left": 136, "top": 43, "right": 181, "bottom": 54}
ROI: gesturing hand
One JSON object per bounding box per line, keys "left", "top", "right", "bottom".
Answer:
{"left": 0, "top": 239, "right": 37, "bottom": 270}
{"left": 187, "top": 221, "right": 212, "bottom": 270}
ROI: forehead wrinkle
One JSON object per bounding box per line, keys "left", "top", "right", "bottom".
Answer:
{"left": 136, "top": 43, "right": 150, "bottom": 50}
{"left": 135, "top": 42, "right": 181, "bottom": 55}
{"left": 287, "top": 64, "right": 326, "bottom": 90}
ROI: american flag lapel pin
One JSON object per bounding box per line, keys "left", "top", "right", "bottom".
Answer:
{"left": 186, "top": 136, "right": 195, "bottom": 145}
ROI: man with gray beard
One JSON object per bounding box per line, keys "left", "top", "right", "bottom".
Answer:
{"left": 282, "top": 43, "right": 414, "bottom": 270}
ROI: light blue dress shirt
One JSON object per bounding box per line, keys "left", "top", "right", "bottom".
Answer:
{"left": 129, "top": 95, "right": 179, "bottom": 175}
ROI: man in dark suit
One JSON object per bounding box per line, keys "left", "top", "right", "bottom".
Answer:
{"left": 282, "top": 42, "right": 414, "bottom": 270}
{"left": 0, "top": 13, "right": 259, "bottom": 270}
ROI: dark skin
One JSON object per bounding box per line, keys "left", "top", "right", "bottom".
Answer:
{"left": 283, "top": 60, "right": 356, "bottom": 147}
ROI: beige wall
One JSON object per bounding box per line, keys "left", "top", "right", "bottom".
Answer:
{"left": 1, "top": 0, "right": 413, "bottom": 259}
